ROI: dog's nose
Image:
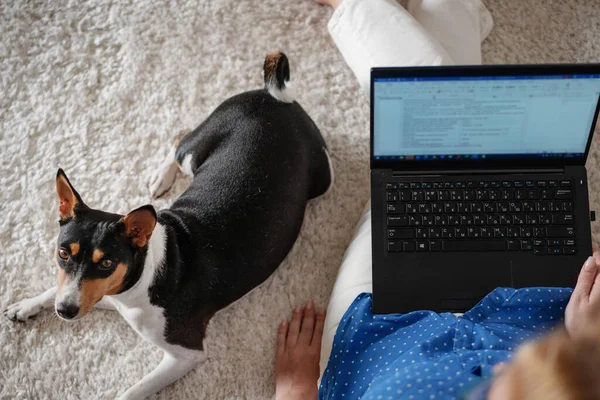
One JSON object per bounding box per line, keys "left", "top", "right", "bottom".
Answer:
{"left": 56, "top": 304, "right": 79, "bottom": 320}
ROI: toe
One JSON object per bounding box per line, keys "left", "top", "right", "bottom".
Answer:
{"left": 287, "top": 305, "right": 304, "bottom": 348}
{"left": 299, "top": 301, "right": 315, "bottom": 345}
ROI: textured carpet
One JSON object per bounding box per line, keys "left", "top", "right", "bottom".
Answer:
{"left": 1, "top": 0, "right": 600, "bottom": 399}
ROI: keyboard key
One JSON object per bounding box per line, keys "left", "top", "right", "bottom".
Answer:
{"left": 547, "top": 227, "right": 575, "bottom": 237}
{"left": 432, "top": 203, "right": 444, "bottom": 214}
{"left": 464, "top": 190, "right": 476, "bottom": 201}
{"left": 526, "top": 181, "right": 535, "bottom": 188}
{"left": 553, "top": 214, "right": 574, "bottom": 225}
{"left": 476, "top": 190, "right": 489, "bottom": 200}
{"left": 515, "top": 190, "right": 527, "bottom": 200}
{"left": 441, "top": 227, "right": 455, "bottom": 239}
{"left": 461, "top": 215, "right": 474, "bottom": 226}
{"left": 541, "top": 189, "right": 553, "bottom": 200}
{"left": 387, "top": 192, "right": 399, "bottom": 202}
{"left": 484, "top": 203, "right": 497, "bottom": 213}
{"left": 435, "top": 215, "right": 448, "bottom": 226}
{"left": 507, "top": 227, "right": 520, "bottom": 238}
{"left": 489, "top": 190, "right": 502, "bottom": 201}
{"left": 520, "top": 227, "right": 533, "bottom": 238}
{"left": 418, "top": 203, "right": 432, "bottom": 214}
{"left": 549, "top": 247, "right": 563, "bottom": 255}
{"left": 548, "top": 180, "right": 559, "bottom": 187}
{"left": 388, "top": 242, "right": 403, "bottom": 252}
{"left": 409, "top": 215, "right": 423, "bottom": 226}
{"left": 564, "top": 247, "right": 576, "bottom": 255}
{"left": 507, "top": 239, "right": 519, "bottom": 250}
{"left": 512, "top": 215, "right": 525, "bottom": 225}
{"left": 555, "top": 189, "right": 573, "bottom": 200}
{"left": 494, "top": 227, "right": 507, "bottom": 238}
{"left": 423, "top": 215, "right": 435, "bottom": 226}
{"left": 416, "top": 241, "right": 429, "bottom": 251}
{"left": 502, "top": 181, "right": 512, "bottom": 188}
{"left": 534, "top": 247, "right": 548, "bottom": 255}
{"left": 536, "top": 180, "right": 547, "bottom": 187}
{"left": 439, "top": 190, "right": 450, "bottom": 201}
{"left": 445, "top": 203, "right": 457, "bottom": 213}
{"left": 509, "top": 202, "right": 523, "bottom": 212}
{"left": 442, "top": 240, "right": 506, "bottom": 251}
{"left": 473, "top": 215, "right": 485, "bottom": 226}
{"left": 386, "top": 183, "right": 399, "bottom": 190}
{"left": 563, "top": 202, "right": 574, "bottom": 212}
{"left": 457, "top": 203, "right": 470, "bottom": 213}
{"left": 499, "top": 215, "right": 512, "bottom": 225}
{"left": 449, "top": 215, "right": 461, "bottom": 226}
{"left": 548, "top": 239, "right": 562, "bottom": 246}
{"left": 416, "top": 228, "right": 428, "bottom": 239}
{"left": 479, "top": 181, "right": 490, "bottom": 188}
{"left": 536, "top": 201, "right": 549, "bottom": 212}
{"left": 400, "top": 191, "right": 411, "bottom": 202}
{"left": 487, "top": 215, "right": 500, "bottom": 225}
{"left": 481, "top": 227, "right": 493, "bottom": 238}
{"left": 425, "top": 191, "right": 438, "bottom": 201}
{"left": 498, "top": 202, "right": 510, "bottom": 213}
{"left": 430, "top": 240, "right": 442, "bottom": 251}
{"left": 388, "top": 229, "right": 414, "bottom": 239}
{"left": 467, "top": 181, "right": 478, "bottom": 188}
{"left": 468, "top": 227, "right": 481, "bottom": 238}
{"left": 560, "top": 180, "right": 572, "bottom": 187}
{"left": 526, "top": 214, "right": 539, "bottom": 225}
{"left": 403, "top": 241, "right": 416, "bottom": 252}
{"left": 471, "top": 203, "right": 484, "bottom": 213}
{"left": 429, "top": 228, "right": 441, "bottom": 239}
{"left": 387, "top": 204, "right": 405, "bottom": 214}
{"left": 491, "top": 181, "right": 501, "bottom": 188}
{"left": 455, "top": 227, "right": 468, "bottom": 238}
{"left": 433, "top": 182, "right": 442, "bottom": 189}
{"left": 412, "top": 190, "right": 425, "bottom": 201}
{"left": 388, "top": 216, "right": 408, "bottom": 227}
{"left": 549, "top": 201, "right": 562, "bottom": 212}
{"left": 528, "top": 189, "right": 541, "bottom": 200}
{"left": 565, "top": 239, "right": 576, "bottom": 246}
{"left": 521, "top": 239, "right": 533, "bottom": 251}
{"left": 514, "top": 181, "right": 524, "bottom": 188}
{"left": 410, "top": 182, "right": 421, "bottom": 189}
{"left": 533, "top": 239, "right": 547, "bottom": 246}
{"left": 539, "top": 214, "right": 552, "bottom": 225}
{"left": 406, "top": 204, "right": 418, "bottom": 214}
{"left": 534, "top": 227, "right": 546, "bottom": 237}
{"left": 502, "top": 190, "right": 514, "bottom": 200}
{"left": 523, "top": 201, "right": 536, "bottom": 213}
{"left": 423, "top": 182, "right": 433, "bottom": 189}
{"left": 450, "top": 190, "right": 463, "bottom": 201}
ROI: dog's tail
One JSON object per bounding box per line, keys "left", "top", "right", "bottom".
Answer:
{"left": 264, "top": 52, "right": 295, "bottom": 103}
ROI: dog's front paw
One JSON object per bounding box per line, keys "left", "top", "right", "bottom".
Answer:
{"left": 4, "top": 298, "right": 45, "bottom": 321}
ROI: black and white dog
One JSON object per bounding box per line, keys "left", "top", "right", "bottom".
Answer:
{"left": 4, "top": 52, "right": 333, "bottom": 399}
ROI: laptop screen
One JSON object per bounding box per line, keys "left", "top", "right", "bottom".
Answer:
{"left": 372, "top": 74, "right": 600, "bottom": 162}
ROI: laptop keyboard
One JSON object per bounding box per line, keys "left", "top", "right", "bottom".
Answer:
{"left": 386, "top": 179, "right": 576, "bottom": 254}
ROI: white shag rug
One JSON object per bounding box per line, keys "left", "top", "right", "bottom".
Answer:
{"left": 1, "top": 0, "right": 600, "bottom": 398}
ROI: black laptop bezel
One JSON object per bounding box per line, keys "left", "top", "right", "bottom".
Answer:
{"left": 370, "top": 64, "right": 600, "bottom": 171}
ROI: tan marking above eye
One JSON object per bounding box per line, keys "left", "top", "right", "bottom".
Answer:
{"left": 92, "top": 249, "right": 104, "bottom": 264}
{"left": 79, "top": 263, "right": 127, "bottom": 316}
{"left": 69, "top": 243, "right": 80, "bottom": 256}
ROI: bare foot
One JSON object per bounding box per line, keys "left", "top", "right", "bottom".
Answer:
{"left": 564, "top": 251, "right": 600, "bottom": 339}
{"left": 275, "top": 302, "right": 325, "bottom": 400}
{"left": 314, "top": 0, "right": 342, "bottom": 10}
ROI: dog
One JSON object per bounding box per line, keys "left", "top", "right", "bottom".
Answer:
{"left": 4, "top": 52, "right": 333, "bottom": 399}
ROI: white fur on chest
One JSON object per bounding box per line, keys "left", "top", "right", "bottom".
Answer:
{"left": 108, "top": 223, "right": 202, "bottom": 359}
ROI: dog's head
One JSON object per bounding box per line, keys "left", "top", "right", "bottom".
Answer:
{"left": 54, "top": 169, "right": 157, "bottom": 320}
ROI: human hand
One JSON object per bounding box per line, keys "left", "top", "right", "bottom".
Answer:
{"left": 564, "top": 252, "right": 600, "bottom": 339}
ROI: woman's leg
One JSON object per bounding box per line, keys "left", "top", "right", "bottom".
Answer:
{"left": 326, "top": 0, "right": 454, "bottom": 93}
{"left": 407, "top": 0, "right": 493, "bottom": 65}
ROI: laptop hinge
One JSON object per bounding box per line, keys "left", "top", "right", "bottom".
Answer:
{"left": 392, "top": 168, "right": 564, "bottom": 176}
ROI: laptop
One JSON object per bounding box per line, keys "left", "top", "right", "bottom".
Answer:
{"left": 370, "top": 64, "right": 600, "bottom": 314}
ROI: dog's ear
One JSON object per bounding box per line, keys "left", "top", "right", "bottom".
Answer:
{"left": 120, "top": 205, "right": 157, "bottom": 248}
{"left": 56, "top": 168, "right": 87, "bottom": 221}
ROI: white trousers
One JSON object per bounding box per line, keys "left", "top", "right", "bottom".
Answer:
{"left": 320, "top": 0, "right": 493, "bottom": 375}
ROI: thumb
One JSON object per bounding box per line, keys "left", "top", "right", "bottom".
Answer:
{"left": 573, "top": 256, "right": 597, "bottom": 301}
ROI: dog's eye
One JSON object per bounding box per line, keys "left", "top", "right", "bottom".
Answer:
{"left": 58, "top": 249, "right": 69, "bottom": 260}
{"left": 100, "top": 259, "right": 114, "bottom": 270}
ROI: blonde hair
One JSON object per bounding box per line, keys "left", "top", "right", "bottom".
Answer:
{"left": 500, "top": 325, "right": 600, "bottom": 399}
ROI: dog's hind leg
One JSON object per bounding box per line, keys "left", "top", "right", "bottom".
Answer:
{"left": 148, "top": 130, "right": 190, "bottom": 199}
{"left": 117, "top": 350, "right": 205, "bottom": 400}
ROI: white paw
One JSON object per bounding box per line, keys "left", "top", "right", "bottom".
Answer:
{"left": 149, "top": 165, "right": 177, "bottom": 199}
{"left": 4, "top": 298, "right": 45, "bottom": 321}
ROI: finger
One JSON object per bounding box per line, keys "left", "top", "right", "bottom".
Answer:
{"left": 311, "top": 309, "right": 326, "bottom": 348}
{"left": 276, "top": 321, "right": 288, "bottom": 357}
{"left": 299, "top": 301, "right": 315, "bottom": 345}
{"left": 594, "top": 251, "right": 600, "bottom": 267}
{"left": 573, "top": 256, "right": 596, "bottom": 302}
{"left": 287, "top": 305, "right": 304, "bottom": 348}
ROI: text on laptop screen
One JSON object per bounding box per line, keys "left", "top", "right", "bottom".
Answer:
{"left": 373, "top": 75, "right": 600, "bottom": 160}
